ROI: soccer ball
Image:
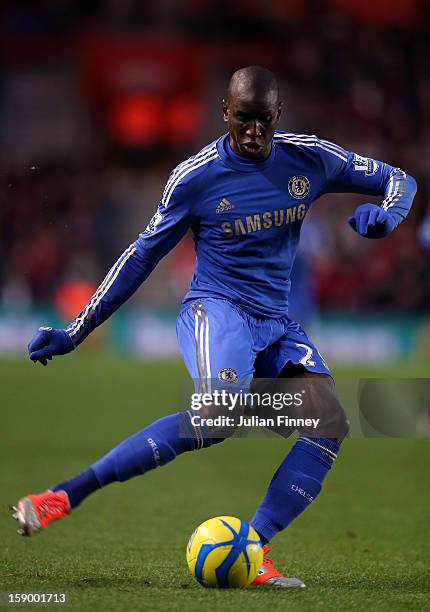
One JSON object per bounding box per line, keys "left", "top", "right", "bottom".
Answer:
{"left": 186, "top": 516, "right": 263, "bottom": 588}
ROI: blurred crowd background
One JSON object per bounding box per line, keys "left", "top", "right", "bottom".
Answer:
{"left": 1, "top": 0, "right": 429, "bottom": 359}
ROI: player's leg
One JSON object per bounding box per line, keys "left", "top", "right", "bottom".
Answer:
{"left": 249, "top": 322, "right": 349, "bottom": 586}
{"left": 251, "top": 369, "right": 347, "bottom": 543}
{"left": 13, "top": 415, "right": 202, "bottom": 536}
{"left": 13, "top": 299, "right": 255, "bottom": 535}
{"left": 84, "top": 299, "right": 255, "bottom": 489}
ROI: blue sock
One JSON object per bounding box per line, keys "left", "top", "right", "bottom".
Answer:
{"left": 52, "top": 469, "right": 101, "bottom": 508}
{"left": 53, "top": 412, "right": 200, "bottom": 508}
{"left": 251, "top": 436, "right": 340, "bottom": 543}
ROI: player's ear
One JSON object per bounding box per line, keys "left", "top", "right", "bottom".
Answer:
{"left": 222, "top": 99, "right": 229, "bottom": 122}
{"left": 276, "top": 101, "right": 283, "bottom": 123}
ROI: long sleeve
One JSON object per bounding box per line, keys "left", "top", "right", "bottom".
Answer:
{"left": 66, "top": 179, "right": 193, "bottom": 346}
{"left": 318, "top": 139, "right": 417, "bottom": 229}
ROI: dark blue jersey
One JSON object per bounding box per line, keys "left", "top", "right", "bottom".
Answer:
{"left": 66, "top": 132, "right": 416, "bottom": 344}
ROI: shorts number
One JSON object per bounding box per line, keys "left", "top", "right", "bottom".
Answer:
{"left": 296, "top": 343, "right": 316, "bottom": 367}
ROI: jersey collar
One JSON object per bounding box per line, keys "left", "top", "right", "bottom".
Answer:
{"left": 217, "top": 134, "right": 276, "bottom": 172}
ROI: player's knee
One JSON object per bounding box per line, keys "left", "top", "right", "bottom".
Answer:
{"left": 316, "top": 388, "right": 350, "bottom": 441}
{"left": 326, "top": 396, "right": 350, "bottom": 442}
{"left": 193, "top": 396, "right": 244, "bottom": 443}
{"left": 324, "top": 379, "right": 350, "bottom": 441}
{"left": 297, "top": 375, "right": 350, "bottom": 441}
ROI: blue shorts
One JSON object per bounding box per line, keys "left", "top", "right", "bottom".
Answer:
{"left": 176, "top": 298, "right": 331, "bottom": 391}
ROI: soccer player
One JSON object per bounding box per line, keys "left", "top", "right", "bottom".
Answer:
{"left": 14, "top": 66, "right": 416, "bottom": 588}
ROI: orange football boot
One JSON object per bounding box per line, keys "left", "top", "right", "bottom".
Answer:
{"left": 12, "top": 490, "right": 71, "bottom": 536}
{"left": 252, "top": 545, "right": 306, "bottom": 588}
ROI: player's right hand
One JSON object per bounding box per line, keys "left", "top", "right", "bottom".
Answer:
{"left": 28, "top": 327, "right": 75, "bottom": 366}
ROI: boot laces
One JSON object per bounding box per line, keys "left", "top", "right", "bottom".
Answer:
{"left": 262, "top": 545, "right": 274, "bottom": 566}
{"left": 39, "top": 494, "right": 66, "bottom": 517}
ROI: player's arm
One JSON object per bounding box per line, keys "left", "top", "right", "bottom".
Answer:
{"left": 28, "top": 180, "right": 193, "bottom": 365}
{"left": 318, "top": 139, "right": 417, "bottom": 238}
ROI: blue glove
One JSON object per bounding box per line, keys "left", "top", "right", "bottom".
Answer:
{"left": 28, "top": 327, "right": 75, "bottom": 366}
{"left": 348, "top": 203, "right": 396, "bottom": 239}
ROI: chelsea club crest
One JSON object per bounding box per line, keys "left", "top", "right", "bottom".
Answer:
{"left": 218, "top": 368, "right": 239, "bottom": 383}
{"left": 288, "top": 175, "right": 310, "bottom": 199}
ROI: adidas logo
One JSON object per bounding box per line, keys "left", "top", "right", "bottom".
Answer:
{"left": 216, "top": 198, "right": 235, "bottom": 213}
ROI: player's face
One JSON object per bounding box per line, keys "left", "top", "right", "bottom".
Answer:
{"left": 223, "top": 91, "right": 282, "bottom": 159}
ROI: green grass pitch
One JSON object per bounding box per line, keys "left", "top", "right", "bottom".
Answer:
{"left": 1, "top": 355, "right": 429, "bottom": 611}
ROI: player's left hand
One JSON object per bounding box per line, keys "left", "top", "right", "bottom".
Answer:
{"left": 348, "top": 203, "right": 396, "bottom": 239}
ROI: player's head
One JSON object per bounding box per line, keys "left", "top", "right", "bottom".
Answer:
{"left": 222, "top": 66, "right": 282, "bottom": 160}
